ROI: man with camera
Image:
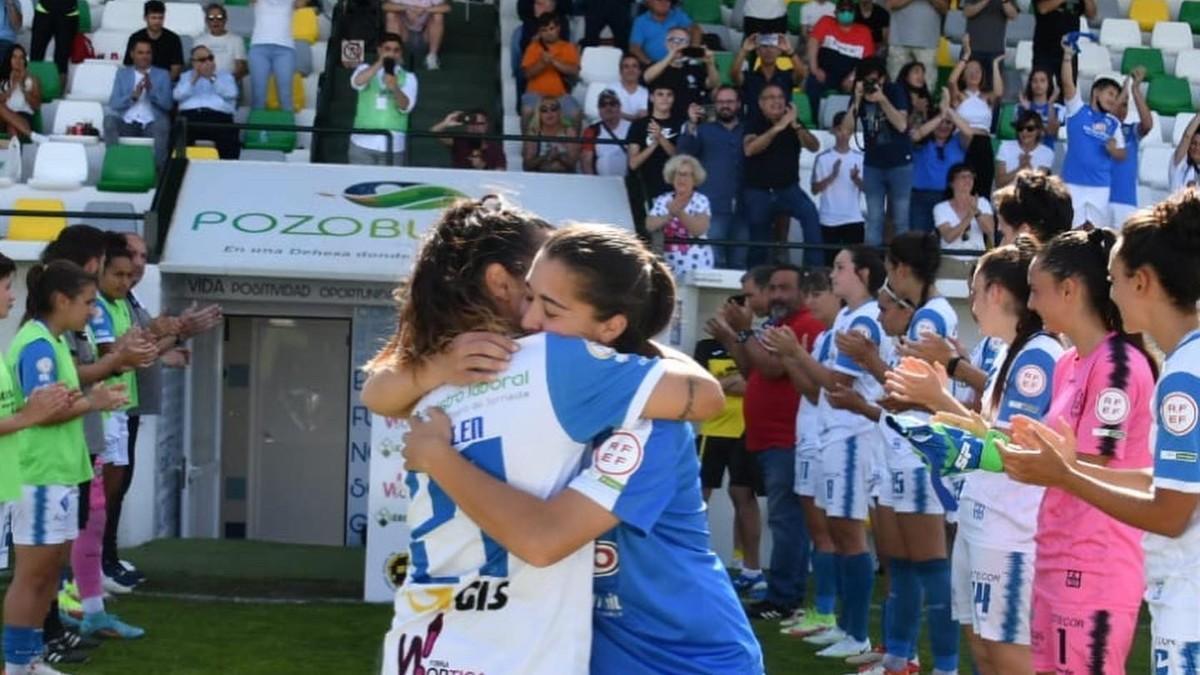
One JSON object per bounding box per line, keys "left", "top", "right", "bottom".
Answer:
{"left": 644, "top": 26, "right": 719, "bottom": 122}
{"left": 349, "top": 32, "right": 418, "bottom": 166}
{"left": 731, "top": 32, "right": 798, "bottom": 129}
{"left": 803, "top": 0, "right": 875, "bottom": 126}
{"left": 430, "top": 108, "right": 506, "bottom": 170}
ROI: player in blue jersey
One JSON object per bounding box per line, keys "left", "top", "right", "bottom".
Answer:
{"left": 1003, "top": 190, "right": 1200, "bottom": 674}
{"left": 399, "top": 225, "right": 763, "bottom": 675}
{"left": 1059, "top": 36, "right": 1126, "bottom": 230}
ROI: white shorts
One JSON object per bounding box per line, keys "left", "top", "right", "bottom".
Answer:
{"left": 794, "top": 444, "right": 821, "bottom": 498}
{"left": 943, "top": 476, "right": 966, "bottom": 524}
{"left": 951, "top": 534, "right": 1034, "bottom": 645}
{"left": 884, "top": 465, "right": 945, "bottom": 516}
{"left": 1067, "top": 184, "right": 1111, "bottom": 229}
{"left": 816, "top": 432, "right": 877, "bottom": 521}
{"left": 0, "top": 501, "right": 10, "bottom": 569}
{"left": 1151, "top": 635, "right": 1200, "bottom": 675}
{"left": 1109, "top": 202, "right": 1136, "bottom": 230}
{"left": 11, "top": 484, "right": 79, "bottom": 546}
{"left": 99, "top": 410, "right": 129, "bottom": 466}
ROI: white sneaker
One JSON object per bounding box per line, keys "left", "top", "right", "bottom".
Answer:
{"left": 778, "top": 607, "right": 807, "bottom": 628}
{"left": 844, "top": 645, "right": 885, "bottom": 665}
{"left": 817, "top": 636, "right": 872, "bottom": 659}
{"left": 425, "top": 53, "right": 440, "bottom": 70}
{"left": 102, "top": 574, "right": 133, "bottom": 595}
{"left": 803, "top": 626, "right": 846, "bottom": 645}
{"left": 845, "top": 665, "right": 886, "bottom": 675}
{"left": 28, "top": 658, "right": 67, "bottom": 674}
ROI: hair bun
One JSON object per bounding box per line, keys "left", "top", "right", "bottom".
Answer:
{"left": 1157, "top": 188, "right": 1200, "bottom": 251}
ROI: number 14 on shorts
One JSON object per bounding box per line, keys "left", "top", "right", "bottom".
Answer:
{"left": 972, "top": 581, "right": 992, "bottom": 616}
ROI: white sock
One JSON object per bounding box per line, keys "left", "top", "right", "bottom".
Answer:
{"left": 6, "top": 664, "right": 30, "bottom": 675}
{"left": 741, "top": 567, "right": 761, "bottom": 576}
{"left": 82, "top": 597, "right": 105, "bottom": 615}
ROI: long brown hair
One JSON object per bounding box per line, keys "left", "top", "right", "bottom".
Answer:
{"left": 367, "top": 199, "right": 551, "bottom": 369}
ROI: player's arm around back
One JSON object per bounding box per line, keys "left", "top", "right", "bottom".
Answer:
{"left": 644, "top": 342, "right": 725, "bottom": 421}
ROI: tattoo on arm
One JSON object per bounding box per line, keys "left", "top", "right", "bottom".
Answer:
{"left": 678, "top": 377, "right": 697, "bottom": 420}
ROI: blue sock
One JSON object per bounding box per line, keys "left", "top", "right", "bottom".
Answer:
{"left": 886, "top": 559, "right": 920, "bottom": 660}
{"left": 4, "top": 625, "right": 42, "bottom": 668}
{"left": 915, "top": 558, "right": 959, "bottom": 672}
{"left": 813, "top": 550, "right": 837, "bottom": 615}
{"left": 834, "top": 554, "right": 847, "bottom": 629}
{"left": 843, "top": 552, "right": 875, "bottom": 642}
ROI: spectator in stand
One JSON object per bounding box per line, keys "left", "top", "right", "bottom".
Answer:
{"left": 522, "top": 95, "right": 579, "bottom": 173}
{"left": 382, "top": 0, "right": 449, "bottom": 71}
{"left": 1032, "top": 0, "right": 1095, "bottom": 79}
{"left": 898, "top": 61, "right": 932, "bottom": 127}
{"left": 583, "top": 0, "right": 633, "bottom": 50}
{"left": 854, "top": 0, "right": 890, "bottom": 52}
{"left": 1171, "top": 112, "right": 1200, "bottom": 191}
{"left": 742, "top": 0, "right": 787, "bottom": 36}
{"left": 0, "top": 45, "right": 39, "bottom": 140}
{"left": 1059, "top": 37, "right": 1124, "bottom": 229}
{"left": 885, "top": 0, "right": 946, "bottom": 80}
{"left": 517, "top": 0, "right": 570, "bottom": 53}
{"left": 934, "top": 162, "right": 994, "bottom": 259}
{"left": 743, "top": 84, "right": 822, "bottom": 267}
{"left": 348, "top": 33, "right": 417, "bottom": 165}
{"left": 581, "top": 89, "right": 629, "bottom": 176}
{"left": 646, "top": 154, "right": 715, "bottom": 277}
{"left": 645, "top": 27, "right": 719, "bottom": 121}
{"left": 962, "top": 0, "right": 1017, "bottom": 89}
{"left": 1018, "top": 66, "right": 1064, "bottom": 149}
{"left": 732, "top": 32, "right": 799, "bottom": 128}
{"left": 174, "top": 45, "right": 240, "bottom": 159}
{"left": 520, "top": 13, "right": 581, "bottom": 121}
{"left": 628, "top": 84, "right": 684, "bottom": 203}
{"left": 842, "top": 57, "right": 912, "bottom": 245}
{"left": 994, "top": 109, "right": 1054, "bottom": 188}
{"left": 909, "top": 94, "right": 974, "bottom": 232}
{"left": 804, "top": 0, "right": 875, "bottom": 125}
{"left": 249, "top": 0, "right": 302, "bottom": 112}
{"left": 812, "top": 110, "right": 866, "bottom": 262}
{"left": 678, "top": 86, "right": 746, "bottom": 268}
{"left": 1109, "top": 68, "right": 1152, "bottom": 227}
{"left": 124, "top": 0, "right": 184, "bottom": 82}
{"left": 0, "top": 0, "right": 19, "bottom": 58}
{"left": 611, "top": 53, "right": 649, "bottom": 121}
{"left": 105, "top": 38, "right": 172, "bottom": 167}
{"left": 947, "top": 36, "right": 1004, "bottom": 196}
{"left": 801, "top": 0, "right": 837, "bottom": 41}
{"left": 630, "top": 0, "right": 698, "bottom": 66}
{"left": 704, "top": 263, "right": 825, "bottom": 621}
{"left": 30, "top": 0, "right": 74, "bottom": 79}
{"left": 196, "top": 4, "right": 248, "bottom": 83}
{"left": 430, "top": 108, "right": 506, "bottom": 170}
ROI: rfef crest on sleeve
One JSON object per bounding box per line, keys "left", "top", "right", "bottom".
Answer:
{"left": 1095, "top": 388, "right": 1130, "bottom": 426}
{"left": 1015, "top": 365, "right": 1046, "bottom": 398}
{"left": 594, "top": 541, "right": 619, "bottom": 577}
{"left": 912, "top": 318, "right": 937, "bottom": 337}
{"left": 1161, "top": 391, "right": 1199, "bottom": 436}
{"left": 593, "top": 432, "right": 643, "bottom": 477}
{"left": 584, "top": 341, "right": 616, "bottom": 360}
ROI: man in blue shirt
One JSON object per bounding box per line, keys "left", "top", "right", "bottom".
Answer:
{"left": 1059, "top": 36, "right": 1126, "bottom": 229}
{"left": 678, "top": 85, "right": 746, "bottom": 268}
{"left": 175, "top": 45, "right": 241, "bottom": 159}
{"left": 0, "top": 0, "right": 20, "bottom": 55}
{"left": 629, "top": 0, "right": 699, "bottom": 65}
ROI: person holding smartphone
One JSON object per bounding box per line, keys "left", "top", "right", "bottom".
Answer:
{"left": 644, "top": 26, "right": 719, "bottom": 122}
{"left": 731, "top": 32, "right": 798, "bottom": 129}
{"left": 349, "top": 32, "right": 418, "bottom": 166}
{"left": 431, "top": 108, "right": 506, "bottom": 170}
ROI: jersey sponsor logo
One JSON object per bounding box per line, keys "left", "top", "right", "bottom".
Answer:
{"left": 912, "top": 318, "right": 938, "bottom": 338}
{"left": 1016, "top": 365, "right": 1047, "bottom": 398}
{"left": 1162, "top": 391, "right": 1199, "bottom": 436}
{"left": 453, "top": 580, "right": 509, "bottom": 612}
{"left": 593, "top": 432, "right": 644, "bottom": 480}
{"left": 396, "top": 613, "right": 444, "bottom": 675}
{"left": 404, "top": 586, "right": 455, "bottom": 614}
{"left": 1095, "top": 388, "right": 1130, "bottom": 425}
{"left": 1158, "top": 450, "right": 1199, "bottom": 463}
{"left": 594, "top": 541, "right": 619, "bottom": 577}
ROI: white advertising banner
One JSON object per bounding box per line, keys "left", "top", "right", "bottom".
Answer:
{"left": 162, "top": 161, "right": 634, "bottom": 282}
{"left": 365, "top": 413, "right": 411, "bottom": 602}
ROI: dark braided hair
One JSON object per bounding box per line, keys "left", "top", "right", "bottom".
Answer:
{"left": 976, "top": 235, "right": 1046, "bottom": 412}
{"left": 887, "top": 231, "right": 941, "bottom": 308}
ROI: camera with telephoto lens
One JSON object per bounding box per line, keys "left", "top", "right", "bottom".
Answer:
{"left": 863, "top": 80, "right": 879, "bottom": 95}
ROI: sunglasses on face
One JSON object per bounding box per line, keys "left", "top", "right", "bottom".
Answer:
{"left": 206, "top": 14, "right": 224, "bottom": 20}
{"left": 540, "top": 104, "right": 560, "bottom": 112}
{"left": 667, "top": 37, "right": 688, "bottom": 44}
{"left": 1019, "top": 125, "right": 1039, "bottom": 132}
{"left": 599, "top": 99, "right": 619, "bottom": 107}
{"left": 193, "top": 54, "right": 214, "bottom": 62}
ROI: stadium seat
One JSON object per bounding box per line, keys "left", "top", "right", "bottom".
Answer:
{"left": 944, "top": 10, "right": 966, "bottom": 42}
{"left": 1094, "top": 0, "right": 1122, "bottom": 26}
{"left": 28, "top": 143, "right": 85, "bottom": 190}
{"left": 226, "top": 5, "right": 254, "bottom": 36}
{"left": 1077, "top": 42, "right": 1114, "bottom": 77}
{"left": 1099, "top": 19, "right": 1143, "bottom": 51}
{"left": 98, "top": 144, "right": 156, "bottom": 192}
{"left": 243, "top": 109, "right": 297, "bottom": 152}
{"left": 1016, "top": 40, "right": 1034, "bottom": 72}
{"left": 185, "top": 145, "right": 220, "bottom": 160}
{"left": 1122, "top": 47, "right": 1166, "bottom": 79}
{"left": 684, "top": 0, "right": 721, "bottom": 23}
{"left": 66, "top": 60, "right": 119, "bottom": 102}
{"left": 83, "top": 200, "right": 140, "bottom": 234}
{"left": 581, "top": 80, "right": 606, "bottom": 120}
{"left": 1176, "top": 48, "right": 1200, "bottom": 81}
{"left": 89, "top": 30, "right": 129, "bottom": 61}
{"left": 937, "top": 37, "right": 956, "bottom": 69}
{"left": 292, "top": 7, "right": 319, "bottom": 43}
{"left": 1169, "top": 0, "right": 1187, "bottom": 18}
{"left": 239, "top": 149, "right": 286, "bottom": 161}
{"left": 1181, "top": 0, "right": 1200, "bottom": 32}
{"left": 1130, "top": 0, "right": 1170, "bottom": 31}
{"left": 580, "top": 46, "right": 622, "bottom": 84}
{"left": 1147, "top": 75, "right": 1195, "bottom": 113}
{"left": 792, "top": 90, "right": 815, "bottom": 128}
{"left": 28, "top": 61, "right": 62, "bottom": 102}
{"left": 50, "top": 100, "right": 104, "bottom": 135}
{"left": 8, "top": 198, "right": 67, "bottom": 241}
{"left": 77, "top": 0, "right": 91, "bottom": 33}
{"left": 1151, "top": 21, "right": 1194, "bottom": 53}
{"left": 1007, "top": 13, "right": 1035, "bottom": 46}
{"left": 1173, "top": 111, "right": 1196, "bottom": 143}
{"left": 224, "top": 0, "right": 248, "bottom": 6}
{"left": 787, "top": 2, "right": 802, "bottom": 34}
{"left": 294, "top": 41, "right": 313, "bottom": 76}
{"left": 997, "top": 103, "right": 1018, "bottom": 140}
{"left": 100, "top": 0, "right": 145, "bottom": 33}
{"left": 819, "top": 95, "right": 850, "bottom": 130}
{"left": 713, "top": 50, "right": 735, "bottom": 86}
{"left": 265, "top": 72, "right": 305, "bottom": 112}
{"left": 164, "top": 2, "right": 204, "bottom": 36}
{"left": 1139, "top": 143, "right": 1174, "bottom": 188}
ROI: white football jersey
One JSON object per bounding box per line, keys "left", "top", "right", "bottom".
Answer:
{"left": 821, "top": 300, "right": 892, "bottom": 445}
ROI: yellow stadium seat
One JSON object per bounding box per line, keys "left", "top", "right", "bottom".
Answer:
{"left": 1131, "top": 0, "right": 1170, "bottom": 31}
{"left": 8, "top": 198, "right": 66, "bottom": 241}
{"left": 292, "top": 7, "right": 319, "bottom": 44}
{"left": 937, "top": 36, "right": 955, "bottom": 68}
{"left": 266, "top": 72, "right": 306, "bottom": 112}
{"left": 186, "top": 146, "right": 220, "bottom": 160}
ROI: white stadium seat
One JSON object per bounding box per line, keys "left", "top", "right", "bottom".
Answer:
{"left": 1173, "top": 112, "right": 1196, "bottom": 145}
{"left": 1139, "top": 143, "right": 1174, "bottom": 189}
{"left": 164, "top": 2, "right": 205, "bottom": 37}
{"left": 1099, "top": 18, "right": 1143, "bottom": 51}
{"left": 66, "top": 60, "right": 119, "bottom": 102}
{"left": 1152, "top": 21, "right": 1194, "bottom": 54}
{"left": 51, "top": 100, "right": 105, "bottom": 135}
{"left": 580, "top": 46, "right": 623, "bottom": 85}
{"left": 100, "top": 1, "right": 146, "bottom": 33}
{"left": 1175, "top": 49, "right": 1200, "bottom": 83}
{"left": 29, "top": 142, "right": 88, "bottom": 190}
{"left": 1016, "top": 40, "right": 1034, "bottom": 72}
{"left": 89, "top": 31, "right": 131, "bottom": 62}
{"left": 1077, "top": 42, "right": 1113, "bottom": 77}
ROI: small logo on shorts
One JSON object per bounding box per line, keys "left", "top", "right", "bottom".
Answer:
{"left": 1066, "top": 569, "right": 1082, "bottom": 588}
{"left": 972, "top": 503, "right": 985, "bottom": 520}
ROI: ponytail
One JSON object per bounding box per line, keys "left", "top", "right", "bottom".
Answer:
{"left": 887, "top": 231, "right": 942, "bottom": 307}
{"left": 976, "top": 236, "right": 1044, "bottom": 412}
{"left": 22, "top": 260, "right": 95, "bottom": 325}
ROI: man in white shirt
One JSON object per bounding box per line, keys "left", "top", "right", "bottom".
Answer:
{"left": 104, "top": 38, "right": 174, "bottom": 167}
{"left": 349, "top": 33, "right": 418, "bottom": 165}
{"left": 175, "top": 45, "right": 240, "bottom": 159}
{"left": 195, "top": 3, "right": 247, "bottom": 82}
{"left": 581, "top": 89, "right": 630, "bottom": 176}
{"left": 811, "top": 110, "right": 865, "bottom": 262}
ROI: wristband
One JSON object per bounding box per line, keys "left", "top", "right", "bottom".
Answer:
{"left": 736, "top": 329, "right": 754, "bottom": 344}
{"left": 947, "top": 356, "right": 962, "bottom": 379}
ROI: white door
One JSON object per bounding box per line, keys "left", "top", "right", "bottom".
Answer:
{"left": 247, "top": 317, "right": 350, "bottom": 546}
{"left": 182, "top": 328, "right": 223, "bottom": 538}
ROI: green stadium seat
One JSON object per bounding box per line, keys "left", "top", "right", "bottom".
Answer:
{"left": 713, "top": 51, "right": 735, "bottom": 86}
{"left": 787, "top": 3, "right": 803, "bottom": 33}
{"left": 997, "top": 103, "right": 1018, "bottom": 140}
{"left": 28, "top": 61, "right": 61, "bottom": 102}
{"left": 1147, "top": 75, "right": 1194, "bottom": 115}
{"left": 1181, "top": 1, "right": 1200, "bottom": 34}
{"left": 793, "top": 90, "right": 815, "bottom": 128}
{"left": 76, "top": 0, "right": 91, "bottom": 33}
{"left": 98, "top": 145, "right": 156, "bottom": 193}
{"left": 243, "top": 109, "right": 297, "bottom": 152}
{"left": 684, "top": 0, "right": 722, "bottom": 23}
{"left": 225, "top": 0, "right": 249, "bottom": 6}
{"left": 1121, "top": 47, "right": 1166, "bottom": 80}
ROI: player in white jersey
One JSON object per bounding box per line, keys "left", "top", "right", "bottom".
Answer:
{"left": 360, "top": 202, "right": 726, "bottom": 675}
{"left": 1003, "top": 190, "right": 1200, "bottom": 674}
{"left": 887, "top": 236, "right": 1062, "bottom": 674}
{"left": 764, "top": 246, "right": 889, "bottom": 660}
